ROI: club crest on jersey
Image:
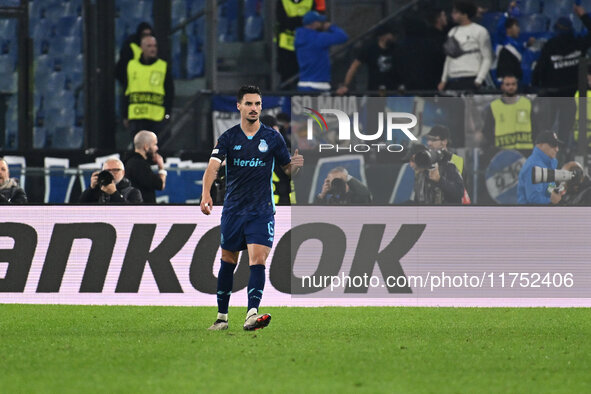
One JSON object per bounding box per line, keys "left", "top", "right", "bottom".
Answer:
{"left": 258, "top": 139, "right": 268, "bottom": 152}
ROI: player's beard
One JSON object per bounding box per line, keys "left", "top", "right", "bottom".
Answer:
{"left": 247, "top": 113, "right": 258, "bottom": 124}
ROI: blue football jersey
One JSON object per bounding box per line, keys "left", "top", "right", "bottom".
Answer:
{"left": 211, "top": 123, "right": 291, "bottom": 216}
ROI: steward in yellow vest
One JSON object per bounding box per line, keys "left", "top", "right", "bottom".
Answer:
{"left": 276, "top": 0, "right": 325, "bottom": 87}
{"left": 123, "top": 35, "right": 174, "bottom": 139}
{"left": 483, "top": 75, "right": 534, "bottom": 151}
{"left": 115, "top": 22, "right": 154, "bottom": 85}
{"left": 574, "top": 89, "right": 591, "bottom": 148}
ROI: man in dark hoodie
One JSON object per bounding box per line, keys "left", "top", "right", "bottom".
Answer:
{"left": 79, "top": 158, "right": 143, "bottom": 203}
{"left": 115, "top": 21, "right": 154, "bottom": 85}
{"left": 533, "top": 5, "right": 591, "bottom": 95}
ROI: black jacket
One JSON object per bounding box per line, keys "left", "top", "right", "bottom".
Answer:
{"left": 533, "top": 14, "right": 591, "bottom": 95}
{"left": 413, "top": 161, "right": 464, "bottom": 204}
{"left": 0, "top": 181, "right": 27, "bottom": 204}
{"left": 124, "top": 152, "right": 163, "bottom": 203}
{"left": 79, "top": 177, "right": 143, "bottom": 203}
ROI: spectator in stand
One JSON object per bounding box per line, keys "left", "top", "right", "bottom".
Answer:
{"left": 123, "top": 35, "right": 174, "bottom": 141}
{"left": 402, "top": 8, "right": 448, "bottom": 90}
{"left": 79, "top": 158, "right": 143, "bottom": 203}
{"left": 115, "top": 22, "right": 154, "bottom": 85}
{"left": 125, "top": 130, "right": 167, "bottom": 203}
{"left": 276, "top": 0, "right": 326, "bottom": 90}
{"left": 482, "top": 75, "right": 535, "bottom": 153}
{"left": 438, "top": 0, "right": 492, "bottom": 92}
{"left": 532, "top": 4, "right": 591, "bottom": 145}
{"left": 336, "top": 25, "right": 401, "bottom": 95}
{"left": 294, "top": 11, "right": 348, "bottom": 92}
{"left": 0, "top": 158, "right": 27, "bottom": 204}
{"left": 532, "top": 5, "right": 591, "bottom": 97}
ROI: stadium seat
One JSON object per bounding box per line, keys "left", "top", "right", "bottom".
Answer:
{"left": 172, "top": 0, "right": 186, "bottom": 26}
{"left": 244, "top": 0, "right": 261, "bottom": 17}
{"left": 244, "top": 15, "right": 264, "bottom": 42}
{"left": 480, "top": 12, "right": 504, "bottom": 35}
{"left": 187, "top": 0, "right": 205, "bottom": 15}
{"left": 517, "top": 14, "right": 549, "bottom": 34}
{"left": 56, "top": 16, "right": 82, "bottom": 37}
{"left": 187, "top": 50, "right": 204, "bottom": 78}
{"left": 45, "top": 72, "right": 67, "bottom": 93}
{"left": 46, "top": 91, "right": 75, "bottom": 110}
{"left": 2, "top": 155, "right": 26, "bottom": 189}
{"left": 53, "top": 126, "right": 83, "bottom": 149}
{"left": 0, "top": 71, "right": 16, "bottom": 93}
{"left": 543, "top": 0, "right": 573, "bottom": 20}
{"left": 520, "top": 0, "right": 542, "bottom": 15}
{"left": 0, "top": 54, "right": 14, "bottom": 73}
{"left": 33, "top": 127, "right": 47, "bottom": 148}
{"left": 44, "top": 157, "right": 72, "bottom": 203}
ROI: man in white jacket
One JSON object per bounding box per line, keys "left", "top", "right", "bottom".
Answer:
{"left": 438, "top": 0, "right": 492, "bottom": 92}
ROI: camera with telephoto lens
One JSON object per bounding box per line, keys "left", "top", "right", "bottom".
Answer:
{"left": 97, "top": 170, "right": 114, "bottom": 187}
{"left": 414, "top": 149, "right": 452, "bottom": 169}
{"left": 531, "top": 166, "right": 581, "bottom": 184}
{"left": 328, "top": 178, "right": 348, "bottom": 204}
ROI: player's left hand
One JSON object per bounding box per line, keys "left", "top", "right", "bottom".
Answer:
{"left": 291, "top": 149, "right": 304, "bottom": 169}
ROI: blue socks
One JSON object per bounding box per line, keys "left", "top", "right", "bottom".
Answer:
{"left": 247, "top": 265, "right": 266, "bottom": 311}
{"left": 216, "top": 260, "right": 237, "bottom": 315}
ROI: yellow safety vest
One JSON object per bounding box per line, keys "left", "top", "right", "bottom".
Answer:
{"left": 278, "top": 0, "right": 314, "bottom": 51}
{"left": 574, "top": 90, "right": 591, "bottom": 147}
{"left": 450, "top": 153, "right": 464, "bottom": 176}
{"left": 272, "top": 171, "right": 296, "bottom": 204}
{"left": 130, "top": 42, "right": 142, "bottom": 60}
{"left": 490, "top": 96, "right": 533, "bottom": 150}
{"left": 125, "top": 58, "right": 167, "bottom": 122}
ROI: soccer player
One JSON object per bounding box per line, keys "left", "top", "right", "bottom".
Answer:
{"left": 200, "top": 85, "right": 304, "bottom": 331}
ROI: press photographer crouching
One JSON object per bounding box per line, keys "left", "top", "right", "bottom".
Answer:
{"left": 517, "top": 131, "right": 561, "bottom": 205}
{"left": 550, "top": 162, "right": 591, "bottom": 205}
{"left": 408, "top": 143, "right": 464, "bottom": 204}
{"left": 79, "top": 158, "right": 143, "bottom": 203}
{"left": 315, "top": 167, "right": 372, "bottom": 204}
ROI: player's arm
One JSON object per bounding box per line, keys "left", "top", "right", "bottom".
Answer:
{"left": 201, "top": 136, "right": 227, "bottom": 215}
{"left": 201, "top": 159, "right": 221, "bottom": 215}
{"left": 281, "top": 149, "right": 304, "bottom": 177}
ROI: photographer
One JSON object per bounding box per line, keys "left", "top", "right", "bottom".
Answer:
{"left": 79, "top": 159, "right": 143, "bottom": 203}
{"left": 560, "top": 161, "right": 591, "bottom": 206}
{"left": 408, "top": 144, "right": 464, "bottom": 204}
{"left": 315, "top": 167, "right": 372, "bottom": 204}
{"left": 517, "top": 131, "right": 561, "bottom": 205}
{"left": 0, "top": 158, "right": 27, "bottom": 204}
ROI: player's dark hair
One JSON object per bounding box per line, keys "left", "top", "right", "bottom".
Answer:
{"left": 504, "top": 17, "right": 519, "bottom": 30}
{"left": 237, "top": 85, "right": 262, "bottom": 102}
{"left": 453, "top": 0, "right": 477, "bottom": 20}
{"left": 502, "top": 74, "right": 519, "bottom": 81}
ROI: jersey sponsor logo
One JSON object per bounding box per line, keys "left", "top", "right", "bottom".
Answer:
{"left": 233, "top": 158, "right": 266, "bottom": 167}
{"left": 258, "top": 139, "right": 269, "bottom": 152}
{"left": 233, "top": 145, "right": 242, "bottom": 150}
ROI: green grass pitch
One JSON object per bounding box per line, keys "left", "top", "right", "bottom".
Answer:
{"left": 1, "top": 305, "right": 590, "bottom": 393}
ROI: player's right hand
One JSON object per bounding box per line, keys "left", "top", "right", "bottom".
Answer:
{"left": 201, "top": 195, "right": 213, "bottom": 215}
